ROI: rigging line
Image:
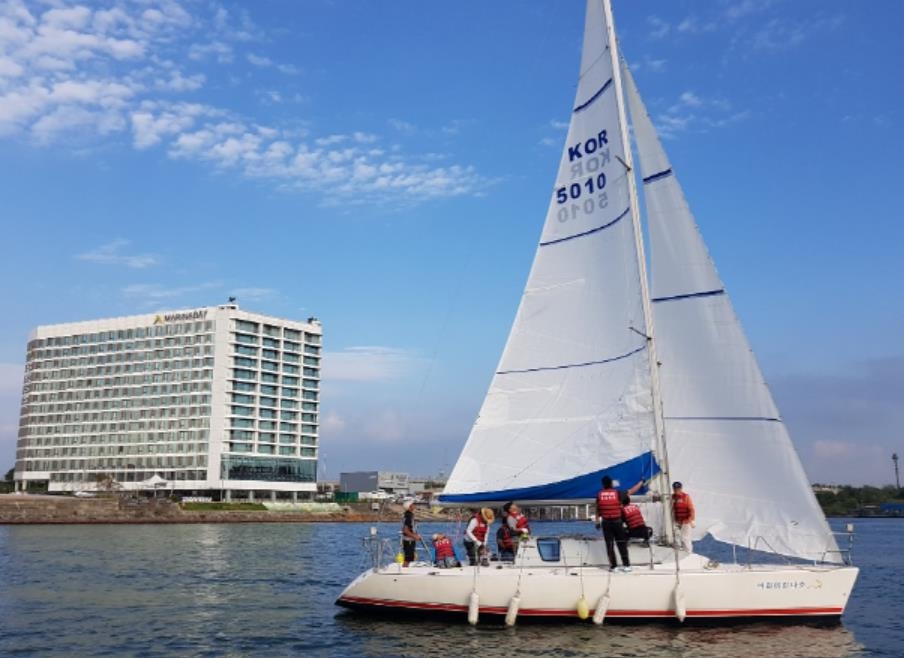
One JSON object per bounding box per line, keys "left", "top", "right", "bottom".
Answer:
{"left": 538, "top": 207, "right": 630, "bottom": 247}
{"left": 496, "top": 344, "right": 646, "bottom": 375}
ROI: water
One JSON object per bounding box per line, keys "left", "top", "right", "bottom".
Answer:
{"left": 0, "top": 518, "right": 900, "bottom": 657}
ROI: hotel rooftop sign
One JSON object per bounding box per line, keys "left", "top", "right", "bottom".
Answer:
{"left": 153, "top": 309, "right": 209, "bottom": 325}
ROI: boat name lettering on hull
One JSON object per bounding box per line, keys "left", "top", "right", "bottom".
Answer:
{"left": 567, "top": 130, "right": 608, "bottom": 161}
{"left": 756, "top": 580, "right": 807, "bottom": 590}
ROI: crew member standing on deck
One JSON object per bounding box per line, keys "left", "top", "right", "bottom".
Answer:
{"left": 596, "top": 476, "right": 645, "bottom": 571}
{"left": 401, "top": 500, "right": 421, "bottom": 566}
{"left": 672, "top": 482, "right": 696, "bottom": 552}
{"left": 463, "top": 507, "right": 495, "bottom": 566}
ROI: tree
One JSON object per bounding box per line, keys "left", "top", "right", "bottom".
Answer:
{"left": 3, "top": 468, "right": 13, "bottom": 482}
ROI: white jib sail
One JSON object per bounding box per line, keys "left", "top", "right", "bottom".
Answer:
{"left": 442, "top": 0, "right": 657, "bottom": 504}
{"left": 621, "top": 62, "right": 841, "bottom": 562}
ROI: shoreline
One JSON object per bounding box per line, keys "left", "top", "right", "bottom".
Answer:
{"left": 0, "top": 493, "right": 449, "bottom": 526}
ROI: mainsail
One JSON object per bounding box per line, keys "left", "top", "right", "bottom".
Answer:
{"left": 441, "top": 0, "right": 658, "bottom": 503}
{"left": 621, "top": 62, "right": 841, "bottom": 563}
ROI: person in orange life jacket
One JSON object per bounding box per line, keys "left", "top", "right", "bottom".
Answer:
{"left": 463, "top": 507, "right": 495, "bottom": 566}
{"left": 497, "top": 501, "right": 530, "bottom": 562}
{"left": 672, "top": 481, "right": 696, "bottom": 552}
{"left": 401, "top": 500, "right": 421, "bottom": 566}
{"left": 620, "top": 492, "right": 653, "bottom": 545}
{"left": 432, "top": 532, "right": 460, "bottom": 568}
{"left": 596, "top": 475, "right": 646, "bottom": 571}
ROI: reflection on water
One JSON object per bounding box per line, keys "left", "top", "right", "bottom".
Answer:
{"left": 335, "top": 613, "right": 862, "bottom": 658}
{"left": 0, "top": 519, "right": 896, "bottom": 657}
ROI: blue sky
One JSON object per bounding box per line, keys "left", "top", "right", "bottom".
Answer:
{"left": 0, "top": 0, "right": 901, "bottom": 486}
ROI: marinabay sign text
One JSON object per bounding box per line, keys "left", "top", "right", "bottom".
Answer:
{"left": 153, "top": 309, "right": 209, "bottom": 325}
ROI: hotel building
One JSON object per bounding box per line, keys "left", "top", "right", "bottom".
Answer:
{"left": 14, "top": 304, "right": 321, "bottom": 501}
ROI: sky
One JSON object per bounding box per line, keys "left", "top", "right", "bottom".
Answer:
{"left": 0, "top": 0, "right": 901, "bottom": 487}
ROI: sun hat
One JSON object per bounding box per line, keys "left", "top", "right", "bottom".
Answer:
{"left": 481, "top": 507, "right": 495, "bottom": 523}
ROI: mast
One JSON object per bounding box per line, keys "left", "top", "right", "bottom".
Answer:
{"left": 601, "top": 0, "right": 675, "bottom": 542}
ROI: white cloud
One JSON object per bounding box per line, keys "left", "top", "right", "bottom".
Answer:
{"left": 76, "top": 239, "right": 158, "bottom": 268}
{"left": 322, "top": 346, "right": 424, "bottom": 382}
{"left": 0, "top": 0, "right": 488, "bottom": 207}
{"left": 229, "top": 287, "right": 277, "bottom": 302}
{"left": 647, "top": 15, "right": 670, "bottom": 40}
{"left": 246, "top": 52, "right": 271, "bottom": 67}
{"left": 655, "top": 91, "right": 749, "bottom": 139}
{"left": 121, "top": 281, "right": 221, "bottom": 300}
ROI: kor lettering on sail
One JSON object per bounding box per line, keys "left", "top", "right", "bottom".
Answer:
{"left": 567, "top": 131, "right": 608, "bottom": 162}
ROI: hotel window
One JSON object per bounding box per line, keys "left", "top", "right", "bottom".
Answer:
{"left": 233, "top": 369, "right": 255, "bottom": 380}
{"left": 235, "top": 320, "right": 259, "bottom": 333}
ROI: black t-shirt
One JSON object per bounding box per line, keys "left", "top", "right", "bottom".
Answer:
{"left": 402, "top": 510, "right": 415, "bottom": 541}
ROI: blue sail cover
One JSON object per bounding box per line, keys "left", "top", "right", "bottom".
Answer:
{"left": 440, "top": 452, "right": 659, "bottom": 504}
{"left": 440, "top": 0, "right": 658, "bottom": 505}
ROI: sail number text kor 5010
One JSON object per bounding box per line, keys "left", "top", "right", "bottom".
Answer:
{"left": 555, "top": 129, "right": 610, "bottom": 222}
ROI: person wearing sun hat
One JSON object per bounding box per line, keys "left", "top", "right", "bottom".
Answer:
{"left": 671, "top": 481, "right": 696, "bottom": 553}
{"left": 463, "top": 507, "right": 495, "bottom": 566}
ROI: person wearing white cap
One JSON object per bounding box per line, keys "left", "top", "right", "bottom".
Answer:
{"left": 401, "top": 499, "right": 421, "bottom": 566}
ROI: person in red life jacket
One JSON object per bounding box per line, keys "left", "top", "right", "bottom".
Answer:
{"left": 497, "top": 501, "right": 530, "bottom": 562}
{"left": 596, "top": 475, "right": 646, "bottom": 572}
{"left": 401, "top": 499, "right": 421, "bottom": 567}
{"left": 505, "top": 502, "right": 531, "bottom": 538}
{"left": 496, "top": 518, "right": 515, "bottom": 562}
{"left": 432, "top": 532, "right": 460, "bottom": 568}
{"left": 671, "top": 481, "right": 696, "bottom": 552}
{"left": 621, "top": 493, "right": 653, "bottom": 546}
{"left": 463, "top": 507, "right": 495, "bottom": 566}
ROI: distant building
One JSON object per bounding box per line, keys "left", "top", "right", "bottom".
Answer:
{"left": 14, "top": 304, "right": 322, "bottom": 501}
{"left": 340, "top": 471, "right": 409, "bottom": 494}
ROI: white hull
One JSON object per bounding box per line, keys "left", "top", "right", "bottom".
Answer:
{"left": 337, "top": 539, "right": 858, "bottom": 624}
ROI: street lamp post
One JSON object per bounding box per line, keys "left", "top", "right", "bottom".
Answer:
{"left": 893, "top": 453, "right": 900, "bottom": 490}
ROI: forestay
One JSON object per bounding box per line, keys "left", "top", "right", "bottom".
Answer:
{"left": 621, "top": 62, "right": 841, "bottom": 563}
{"left": 441, "top": 1, "right": 658, "bottom": 504}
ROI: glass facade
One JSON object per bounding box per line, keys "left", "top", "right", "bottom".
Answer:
{"left": 15, "top": 306, "right": 321, "bottom": 495}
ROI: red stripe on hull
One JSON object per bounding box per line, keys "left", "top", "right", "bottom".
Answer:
{"left": 337, "top": 596, "right": 843, "bottom": 619}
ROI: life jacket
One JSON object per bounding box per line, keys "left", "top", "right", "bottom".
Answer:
{"left": 509, "top": 511, "right": 530, "bottom": 534}
{"left": 434, "top": 536, "right": 455, "bottom": 560}
{"left": 673, "top": 492, "right": 692, "bottom": 523}
{"left": 497, "top": 523, "right": 514, "bottom": 551}
{"left": 469, "top": 514, "right": 488, "bottom": 542}
{"left": 596, "top": 488, "right": 621, "bottom": 520}
{"left": 623, "top": 503, "right": 645, "bottom": 529}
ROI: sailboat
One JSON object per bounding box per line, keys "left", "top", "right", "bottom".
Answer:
{"left": 337, "top": 0, "right": 858, "bottom": 623}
